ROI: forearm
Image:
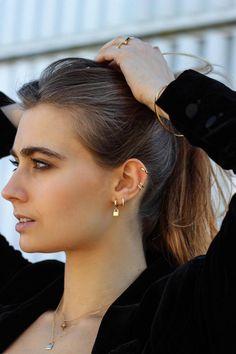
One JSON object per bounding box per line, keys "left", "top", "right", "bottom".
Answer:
{"left": 0, "top": 91, "right": 23, "bottom": 128}
{"left": 0, "top": 92, "right": 17, "bottom": 157}
{"left": 0, "top": 95, "right": 30, "bottom": 290}
{"left": 157, "top": 70, "right": 236, "bottom": 172}
{"left": 1, "top": 103, "right": 23, "bottom": 128}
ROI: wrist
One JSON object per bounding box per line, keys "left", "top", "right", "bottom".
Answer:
{"left": 154, "top": 86, "right": 170, "bottom": 120}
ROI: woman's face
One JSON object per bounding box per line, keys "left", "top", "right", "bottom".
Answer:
{"left": 2, "top": 103, "right": 114, "bottom": 253}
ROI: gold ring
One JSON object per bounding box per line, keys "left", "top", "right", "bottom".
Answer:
{"left": 117, "top": 36, "right": 132, "bottom": 48}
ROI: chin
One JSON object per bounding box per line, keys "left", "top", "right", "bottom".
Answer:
{"left": 19, "top": 240, "right": 40, "bottom": 253}
{"left": 19, "top": 235, "right": 56, "bottom": 254}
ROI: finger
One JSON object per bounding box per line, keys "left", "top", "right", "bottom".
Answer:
{"left": 97, "top": 35, "right": 138, "bottom": 60}
{"left": 95, "top": 46, "right": 122, "bottom": 63}
{"left": 98, "top": 35, "right": 127, "bottom": 53}
{"left": 95, "top": 39, "right": 121, "bottom": 62}
{"left": 96, "top": 38, "right": 137, "bottom": 63}
{"left": 98, "top": 39, "right": 117, "bottom": 52}
{"left": 108, "top": 60, "right": 121, "bottom": 72}
{"left": 153, "top": 45, "right": 161, "bottom": 51}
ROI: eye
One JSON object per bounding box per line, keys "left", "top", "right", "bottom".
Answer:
{"left": 9, "top": 158, "right": 51, "bottom": 171}
{"left": 9, "top": 159, "right": 18, "bottom": 172}
{"left": 31, "top": 159, "right": 50, "bottom": 170}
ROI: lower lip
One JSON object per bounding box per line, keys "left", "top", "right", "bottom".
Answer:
{"left": 15, "top": 221, "right": 36, "bottom": 233}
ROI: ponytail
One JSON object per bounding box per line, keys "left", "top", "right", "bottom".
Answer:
{"left": 146, "top": 137, "right": 230, "bottom": 265}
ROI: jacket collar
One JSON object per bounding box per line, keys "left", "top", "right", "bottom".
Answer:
{"left": 0, "top": 247, "right": 175, "bottom": 353}
{"left": 92, "top": 247, "right": 176, "bottom": 353}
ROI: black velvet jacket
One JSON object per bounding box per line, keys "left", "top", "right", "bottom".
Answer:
{"left": 0, "top": 70, "right": 235, "bottom": 354}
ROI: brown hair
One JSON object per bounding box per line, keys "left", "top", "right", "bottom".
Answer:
{"left": 17, "top": 58, "right": 229, "bottom": 265}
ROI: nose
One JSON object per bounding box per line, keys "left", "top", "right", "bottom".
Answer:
{"left": 1, "top": 173, "right": 28, "bottom": 203}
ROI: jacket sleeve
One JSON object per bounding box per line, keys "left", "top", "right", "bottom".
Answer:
{"left": 151, "top": 70, "right": 236, "bottom": 354}
{"left": 0, "top": 92, "right": 29, "bottom": 291}
{"left": 157, "top": 69, "right": 236, "bottom": 172}
{"left": 0, "top": 91, "right": 17, "bottom": 158}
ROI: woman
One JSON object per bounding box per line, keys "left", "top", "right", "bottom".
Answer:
{"left": 0, "top": 38, "right": 234, "bottom": 354}
{"left": 96, "top": 37, "right": 236, "bottom": 354}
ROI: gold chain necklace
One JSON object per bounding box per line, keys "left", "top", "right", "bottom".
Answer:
{"left": 45, "top": 297, "right": 111, "bottom": 350}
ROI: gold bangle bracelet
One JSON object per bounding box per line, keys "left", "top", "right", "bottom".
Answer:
{"left": 154, "top": 86, "right": 184, "bottom": 138}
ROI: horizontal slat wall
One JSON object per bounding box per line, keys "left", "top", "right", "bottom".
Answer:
{"left": 0, "top": 0, "right": 236, "bottom": 262}
{"left": 0, "top": 0, "right": 236, "bottom": 49}
{"left": 0, "top": 0, "right": 235, "bottom": 95}
{"left": 1, "top": 28, "right": 236, "bottom": 100}
{"left": 0, "top": 0, "right": 203, "bottom": 44}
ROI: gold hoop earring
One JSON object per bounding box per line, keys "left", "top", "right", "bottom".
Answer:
{"left": 113, "top": 200, "right": 119, "bottom": 216}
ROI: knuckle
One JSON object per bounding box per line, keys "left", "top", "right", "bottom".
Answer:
{"left": 153, "top": 45, "right": 160, "bottom": 52}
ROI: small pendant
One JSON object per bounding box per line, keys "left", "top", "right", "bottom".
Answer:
{"left": 113, "top": 207, "right": 119, "bottom": 217}
{"left": 61, "top": 321, "right": 67, "bottom": 330}
{"left": 45, "top": 342, "right": 54, "bottom": 350}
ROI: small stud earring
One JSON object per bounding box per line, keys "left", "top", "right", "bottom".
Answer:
{"left": 138, "top": 183, "right": 145, "bottom": 190}
{"left": 113, "top": 200, "right": 119, "bottom": 216}
{"left": 121, "top": 197, "right": 125, "bottom": 207}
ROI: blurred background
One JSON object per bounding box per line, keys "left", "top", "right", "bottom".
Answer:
{"left": 0, "top": 0, "right": 236, "bottom": 262}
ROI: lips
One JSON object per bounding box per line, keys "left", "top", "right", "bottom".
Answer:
{"left": 14, "top": 213, "right": 36, "bottom": 223}
{"left": 14, "top": 213, "right": 36, "bottom": 233}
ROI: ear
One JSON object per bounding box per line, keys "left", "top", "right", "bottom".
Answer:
{"left": 112, "top": 159, "right": 148, "bottom": 205}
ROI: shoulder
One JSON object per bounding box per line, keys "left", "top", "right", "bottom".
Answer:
{"left": 162, "top": 255, "right": 205, "bottom": 297}
{"left": 140, "top": 255, "right": 205, "bottom": 331}
{"left": 0, "top": 260, "right": 64, "bottom": 304}
{"left": 136, "top": 255, "right": 205, "bottom": 313}
{"left": 146, "top": 256, "right": 206, "bottom": 353}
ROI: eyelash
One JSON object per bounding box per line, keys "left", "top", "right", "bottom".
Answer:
{"left": 9, "top": 159, "right": 51, "bottom": 172}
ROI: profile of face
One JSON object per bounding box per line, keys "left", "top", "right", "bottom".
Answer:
{"left": 1, "top": 104, "right": 115, "bottom": 253}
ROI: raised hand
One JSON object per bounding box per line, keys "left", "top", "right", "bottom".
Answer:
{"left": 96, "top": 36, "right": 174, "bottom": 114}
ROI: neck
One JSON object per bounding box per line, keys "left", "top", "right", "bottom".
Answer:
{"left": 61, "top": 226, "right": 147, "bottom": 320}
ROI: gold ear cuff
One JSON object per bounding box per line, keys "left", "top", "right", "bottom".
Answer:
{"left": 140, "top": 167, "right": 148, "bottom": 174}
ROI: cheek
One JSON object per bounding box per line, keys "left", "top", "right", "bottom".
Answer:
{"left": 47, "top": 168, "right": 102, "bottom": 213}
{"left": 37, "top": 166, "right": 111, "bottom": 247}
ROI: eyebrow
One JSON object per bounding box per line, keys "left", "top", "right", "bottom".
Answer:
{"left": 9, "top": 146, "right": 66, "bottom": 160}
